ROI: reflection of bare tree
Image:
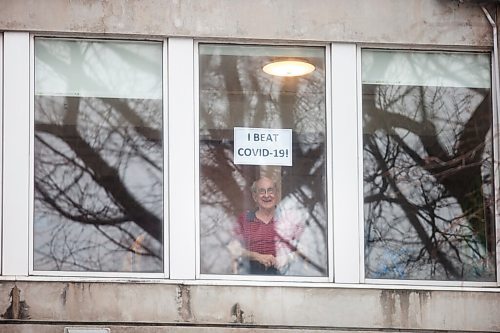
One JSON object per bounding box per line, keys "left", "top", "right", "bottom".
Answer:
{"left": 363, "top": 84, "right": 495, "bottom": 281}
{"left": 35, "top": 96, "right": 163, "bottom": 272}
{"left": 199, "top": 47, "right": 328, "bottom": 276}
{"left": 34, "top": 40, "right": 163, "bottom": 272}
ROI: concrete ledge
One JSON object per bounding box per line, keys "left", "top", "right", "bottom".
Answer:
{"left": 0, "top": 281, "right": 498, "bottom": 331}
{"left": 0, "top": 322, "right": 413, "bottom": 333}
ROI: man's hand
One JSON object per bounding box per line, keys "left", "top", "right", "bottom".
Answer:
{"left": 253, "top": 253, "right": 276, "bottom": 268}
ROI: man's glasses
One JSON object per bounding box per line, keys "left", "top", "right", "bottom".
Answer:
{"left": 257, "top": 187, "right": 275, "bottom": 195}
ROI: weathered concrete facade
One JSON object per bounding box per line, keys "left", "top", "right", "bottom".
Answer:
{"left": 0, "top": 0, "right": 493, "bottom": 46}
{"left": 0, "top": 0, "right": 499, "bottom": 332}
{"left": 0, "top": 281, "right": 499, "bottom": 332}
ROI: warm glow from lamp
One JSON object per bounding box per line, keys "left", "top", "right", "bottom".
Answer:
{"left": 263, "top": 60, "right": 315, "bottom": 77}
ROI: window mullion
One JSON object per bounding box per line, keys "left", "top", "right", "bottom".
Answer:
{"left": 168, "top": 38, "right": 196, "bottom": 280}
{"left": 331, "top": 43, "right": 361, "bottom": 283}
{"left": 2, "top": 32, "right": 30, "bottom": 276}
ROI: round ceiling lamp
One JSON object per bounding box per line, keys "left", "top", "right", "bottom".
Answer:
{"left": 262, "top": 59, "right": 315, "bottom": 77}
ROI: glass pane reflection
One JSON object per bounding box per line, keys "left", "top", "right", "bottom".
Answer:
{"left": 33, "top": 39, "right": 163, "bottom": 272}
{"left": 362, "top": 50, "right": 496, "bottom": 281}
{"left": 199, "top": 44, "right": 328, "bottom": 277}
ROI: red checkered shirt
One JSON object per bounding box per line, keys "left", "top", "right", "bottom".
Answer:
{"left": 235, "top": 210, "right": 280, "bottom": 256}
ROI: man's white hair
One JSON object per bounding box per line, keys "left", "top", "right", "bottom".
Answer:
{"left": 250, "top": 176, "right": 278, "bottom": 193}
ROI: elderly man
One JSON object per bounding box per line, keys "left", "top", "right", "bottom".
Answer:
{"left": 233, "top": 176, "right": 303, "bottom": 275}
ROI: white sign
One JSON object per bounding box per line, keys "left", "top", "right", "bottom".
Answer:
{"left": 234, "top": 127, "right": 292, "bottom": 166}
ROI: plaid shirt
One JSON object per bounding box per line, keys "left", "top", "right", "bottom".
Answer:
{"left": 235, "top": 210, "right": 279, "bottom": 256}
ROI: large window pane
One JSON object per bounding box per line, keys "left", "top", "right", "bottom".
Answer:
{"left": 33, "top": 38, "right": 163, "bottom": 272}
{"left": 362, "top": 50, "right": 496, "bottom": 281}
{"left": 199, "top": 44, "right": 328, "bottom": 277}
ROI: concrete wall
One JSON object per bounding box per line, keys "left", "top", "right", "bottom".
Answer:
{"left": 0, "top": 1, "right": 499, "bottom": 332}
{"left": 0, "top": 0, "right": 493, "bottom": 47}
{"left": 0, "top": 281, "right": 499, "bottom": 332}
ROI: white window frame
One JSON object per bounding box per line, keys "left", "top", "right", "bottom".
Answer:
{"left": 194, "top": 41, "right": 334, "bottom": 283}
{"left": 331, "top": 43, "right": 361, "bottom": 284}
{"left": 168, "top": 38, "right": 196, "bottom": 280}
{"left": 493, "top": 47, "right": 500, "bottom": 288}
{"left": 0, "top": 33, "right": 3, "bottom": 274}
{"left": 26, "top": 35, "right": 169, "bottom": 279}
{"left": 357, "top": 45, "right": 500, "bottom": 287}
{"left": 3, "top": 32, "right": 30, "bottom": 276}
{"left": 1, "top": 33, "right": 497, "bottom": 288}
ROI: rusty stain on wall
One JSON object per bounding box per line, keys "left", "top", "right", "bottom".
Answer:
{"left": 176, "top": 285, "right": 193, "bottom": 322}
{"left": 1, "top": 285, "right": 30, "bottom": 320}
{"left": 230, "top": 302, "right": 255, "bottom": 324}
{"left": 61, "top": 283, "right": 69, "bottom": 306}
{"left": 380, "top": 289, "right": 432, "bottom": 328}
{"left": 380, "top": 289, "right": 397, "bottom": 326}
{"left": 231, "top": 302, "right": 244, "bottom": 323}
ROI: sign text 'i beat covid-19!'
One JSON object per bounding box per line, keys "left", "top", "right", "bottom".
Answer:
{"left": 233, "top": 127, "right": 292, "bottom": 166}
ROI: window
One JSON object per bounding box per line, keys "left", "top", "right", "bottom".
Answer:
{"left": 33, "top": 38, "right": 164, "bottom": 273}
{"left": 362, "top": 49, "right": 496, "bottom": 281}
{"left": 198, "top": 44, "right": 328, "bottom": 278}
{"left": 2, "top": 35, "right": 495, "bottom": 285}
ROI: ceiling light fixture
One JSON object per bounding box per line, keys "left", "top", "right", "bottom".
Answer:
{"left": 262, "top": 59, "right": 315, "bottom": 77}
